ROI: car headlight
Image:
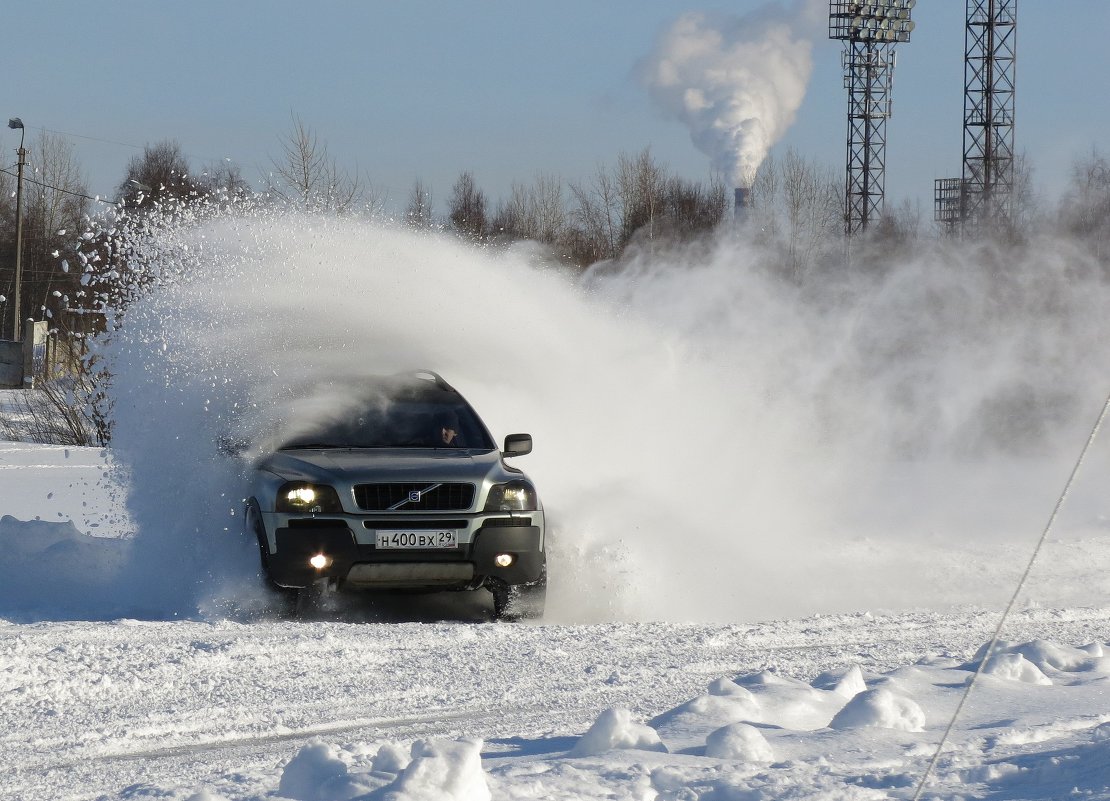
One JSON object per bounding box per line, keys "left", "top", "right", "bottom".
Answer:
{"left": 276, "top": 482, "right": 343, "bottom": 514}
{"left": 484, "top": 481, "right": 538, "bottom": 512}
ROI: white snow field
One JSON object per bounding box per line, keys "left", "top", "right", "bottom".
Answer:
{"left": 3, "top": 212, "right": 1110, "bottom": 799}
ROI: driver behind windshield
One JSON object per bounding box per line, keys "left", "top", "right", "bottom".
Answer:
{"left": 435, "top": 410, "right": 465, "bottom": 447}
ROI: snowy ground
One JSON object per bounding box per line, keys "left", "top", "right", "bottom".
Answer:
{"left": 2, "top": 443, "right": 1110, "bottom": 800}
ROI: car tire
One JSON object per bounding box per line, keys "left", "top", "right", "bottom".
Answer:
{"left": 490, "top": 576, "right": 547, "bottom": 621}
{"left": 246, "top": 500, "right": 296, "bottom": 604}
{"left": 293, "top": 580, "right": 327, "bottom": 617}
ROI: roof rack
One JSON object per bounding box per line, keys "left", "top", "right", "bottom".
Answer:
{"left": 396, "top": 370, "right": 454, "bottom": 392}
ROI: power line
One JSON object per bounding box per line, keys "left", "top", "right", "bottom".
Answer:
{"left": 0, "top": 166, "right": 117, "bottom": 204}
{"left": 31, "top": 124, "right": 236, "bottom": 169}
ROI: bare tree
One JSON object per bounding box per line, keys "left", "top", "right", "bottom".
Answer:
{"left": 779, "top": 148, "right": 841, "bottom": 281}
{"left": 117, "top": 140, "right": 195, "bottom": 207}
{"left": 489, "top": 174, "right": 566, "bottom": 245}
{"left": 617, "top": 148, "right": 667, "bottom": 248}
{"left": 448, "top": 171, "right": 487, "bottom": 241}
{"left": 569, "top": 164, "right": 620, "bottom": 263}
{"left": 1058, "top": 148, "right": 1110, "bottom": 261}
{"left": 659, "top": 174, "right": 728, "bottom": 242}
{"left": 404, "top": 179, "right": 435, "bottom": 229}
{"left": 1010, "top": 153, "right": 1039, "bottom": 235}
{"left": 268, "top": 114, "right": 360, "bottom": 212}
{"left": 747, "top": 149, "right": 840, "bottom": 280}
{"left": 750, "top": 152, "right": 781, "bottom": 245}
{"left": 197, "top": 160, "right": 253, "bottom": 201}
{"left": 0, "top": 132, "right": 92, "bottom": 337}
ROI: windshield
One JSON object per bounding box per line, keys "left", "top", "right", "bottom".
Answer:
{"left": 278, "top": 397, "right": 495, "bottom": 450}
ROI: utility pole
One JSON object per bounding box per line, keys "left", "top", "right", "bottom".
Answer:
{"left": 7, "top": 118, "right": 26, "bottom": 341}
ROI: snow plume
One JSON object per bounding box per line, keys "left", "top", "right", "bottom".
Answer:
{"left": 55, "top": 197, "right": 1110, "bottom": 624}
{"left": 642, "top": 1, "right": 820, "bottom": 186}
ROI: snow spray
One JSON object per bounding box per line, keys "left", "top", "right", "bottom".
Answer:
{"left": 80, "top": 201, "right": 1110, "bottom": 623}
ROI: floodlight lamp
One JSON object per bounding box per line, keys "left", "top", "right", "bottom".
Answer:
{"left": 7, "top": 118, "right": 23, "bottom": 130}
{"left": 904, "top": 20, "right": 915, "bottom": 32}
{"left": 905, "top": 0, "right": 915, "bottom": 8}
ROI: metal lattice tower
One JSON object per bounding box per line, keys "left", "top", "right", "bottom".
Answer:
{"left": 934, "top": 0, "right": 1017, "bottom": 234}
{"left": 963, "top": 0, "right": 1017, "bottom": 229}
{"left": 830, "top": 1, "right": 916, "bottom": 237}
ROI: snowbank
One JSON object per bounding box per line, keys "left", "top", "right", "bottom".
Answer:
{"left": 569, "top": 707, "right": 667, "bottom": 757}
{"left": 238, "top": 636, "right": 1110, "bottom": 798}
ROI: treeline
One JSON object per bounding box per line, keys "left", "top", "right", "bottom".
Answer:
{"left": 3, "top": 116, "right": 1110, "bottom": 342}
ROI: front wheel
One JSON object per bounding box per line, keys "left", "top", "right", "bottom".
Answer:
{"left": 490, "top": 577, "right": 547, "bottom": 621}
{"left": 246, "top": 500, "right": 296, "bottom": 608}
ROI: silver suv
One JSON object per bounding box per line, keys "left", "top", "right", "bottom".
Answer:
{"left": 244, "top": 371, "right": 546, "bottom": 619}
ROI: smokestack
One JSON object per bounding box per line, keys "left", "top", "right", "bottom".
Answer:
{"left": 734, "top": 186, "right": 751, "bottom": 224}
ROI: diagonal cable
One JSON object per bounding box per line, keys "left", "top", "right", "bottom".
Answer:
{"left": 911, "top": 388, "right": 1110, "bottom": 800}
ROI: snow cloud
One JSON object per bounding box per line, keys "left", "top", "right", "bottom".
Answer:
{"left": 35, "top": 193, "right": 1110, "bottom": 625}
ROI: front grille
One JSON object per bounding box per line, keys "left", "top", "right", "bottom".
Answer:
{"left": 354, "top": 482, "right": 475, "bottom": 511}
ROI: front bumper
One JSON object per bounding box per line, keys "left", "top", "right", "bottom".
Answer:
{"left": 266, "top": 517, "right": 545, "bottom": 590}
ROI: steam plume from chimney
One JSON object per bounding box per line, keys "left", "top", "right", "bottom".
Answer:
{"left": 642, "top": 2, "right": 819, "bottom": 187}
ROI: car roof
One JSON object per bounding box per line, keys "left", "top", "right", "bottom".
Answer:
{"left": 365, "top": 370, "right": 462, "bottom": 402}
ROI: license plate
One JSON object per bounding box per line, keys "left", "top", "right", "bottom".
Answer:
{"left": 375, "top": 530, "right": 459, "bottom": 549}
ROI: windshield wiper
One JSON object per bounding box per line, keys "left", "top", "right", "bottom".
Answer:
{"left": 280, "top": 442, "right": 345, "bottom": 450}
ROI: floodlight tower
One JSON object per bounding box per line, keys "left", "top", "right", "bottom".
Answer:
{"left": 964, "top": 0, "right": 1017, "bottom": 230}
{"left": 829, "top": 1, "right": 916, "bottom": 237}
{"left": 934, "top": 1, "right": 1017, "bottom": 235}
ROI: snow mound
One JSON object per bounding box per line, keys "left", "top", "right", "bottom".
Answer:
{"left": 982, "top": 652, "right": 1053, "bottom": 685}
{"left": 731, "top": 670, "right": 855, "bottom": 730}
{"left": 278, "top": 740, "right": 370, "bottom": 801}
{"left": 704, "top": 722, "right": 775, "bottom": 763}
{"left": 972, "top": 639, "right": 1105, "bottom": 674}
{"left": 570, "top": 707, "right": 667, "bottom": 757}
{"left": 650, "top": 688, "right": 762, "bottom": 736}
{"left": 812, "top": 664, "right": 868, "bottom": 698}
{"left": 707, "top": 676, "right": 756, "bottom": 697}
{"left": 828, "top": 687, "right": 925, "bottom": 732}
{"left": 384, "top": 739, "right": 490, "bottom": 801}
{"left": 371, "top": 742, "right": 413, "bottom": 775}
{"left": 653, "top": 667, "right": 866, "bottom": 751}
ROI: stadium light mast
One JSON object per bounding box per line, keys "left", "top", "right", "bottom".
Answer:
{"left": 829, "top": 0, "right": 916, "bottom": 237}
{"left": 934, "top": 0, "right": 1017, "bottom": 236}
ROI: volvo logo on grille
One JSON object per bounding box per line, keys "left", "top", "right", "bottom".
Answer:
{"left": 386, "top": 483, "right": 445, "bottom": 512}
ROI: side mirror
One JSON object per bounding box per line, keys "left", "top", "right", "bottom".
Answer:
{"left": 502, "top": 433, "right": 532, "bottom": 457}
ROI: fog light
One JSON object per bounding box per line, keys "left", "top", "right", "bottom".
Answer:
{"left": 309, "top": 553, "right": 332, "bottom": 570}
{"left": 493, "top": 553, "right": 514, "bottom": 568}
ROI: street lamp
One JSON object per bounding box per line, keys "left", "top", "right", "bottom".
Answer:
{"left": 7, "top": 117, "right": 25, "bottom": 341}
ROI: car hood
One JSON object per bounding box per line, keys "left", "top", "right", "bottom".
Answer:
{"left": 256, "top": 447, "right": 513, "bottom": 485}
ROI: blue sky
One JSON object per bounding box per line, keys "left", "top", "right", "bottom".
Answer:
{"left": 4, "top": 1, "right": 1108, "bottom": 214}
